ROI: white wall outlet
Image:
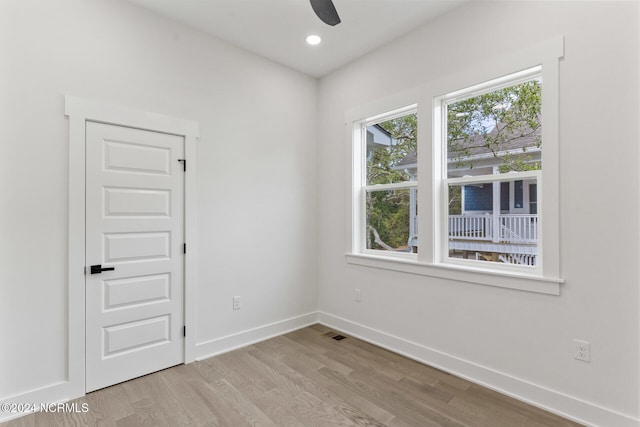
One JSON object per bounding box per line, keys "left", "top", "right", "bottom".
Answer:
{"left": 232, "top": 296, "right": 241, "bottom": 310}
{"left": 355, "top": 288, "right": 361, "bottom": 302}
{"left": 574, "top": 339, "right": 591, "bottom": 362}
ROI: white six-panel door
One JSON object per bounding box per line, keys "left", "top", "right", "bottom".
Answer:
{"left": 85, "top": 121, "right": 184, "bottom": 392}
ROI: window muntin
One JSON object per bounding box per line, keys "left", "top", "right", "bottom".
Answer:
{"left": 348, "top": 39, "right": 563, "bottom": 293}
{"left": 440, "top": 68, "right": 543, "bottom": 271}
{"left": 357, "top": 109, "right": 418, "bottom": 255}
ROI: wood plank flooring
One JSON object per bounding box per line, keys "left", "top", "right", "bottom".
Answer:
{"left": 2, "top": 325, "right": 583, "bottom": 427}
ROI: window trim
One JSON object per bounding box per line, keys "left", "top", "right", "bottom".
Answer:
{"left": 437, "top": 67, "right": 544, "bottom": 276}
{"left": 352, "top": 103, "right": 418, "bottom": 256}
{"left": 346, "top": 37, "right": 564, "bottom": 294}
{"left": 345, "top": 252, "right": 562, "bottom": 295}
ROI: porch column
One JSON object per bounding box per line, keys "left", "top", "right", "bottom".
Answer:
{"left": 492, "top": 168, "right": 500, "bottom": 243}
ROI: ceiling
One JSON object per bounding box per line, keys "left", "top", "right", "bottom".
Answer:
{"left": 127, "top": 0, "right": 468, "bottom": 78}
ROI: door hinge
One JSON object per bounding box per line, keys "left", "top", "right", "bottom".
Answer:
{"left": 178, "top": 159, "right": 186, "bottom": 172}
{"left": 183, "top": 326, "right": 186, "bottom": 337}
{"left": 183, "top": 243, "right": 186, "bottom": 254}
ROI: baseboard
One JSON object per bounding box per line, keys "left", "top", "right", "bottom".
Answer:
{"left": 4, "top": 312, "right": 636, "bottom": 427}
{"left": 317, "top": 311, "right": 639, "bottom": 427}
{"left": 194, "top": 311, "right": 319, "bottom": 361}
{"left": 0, "top": 381, "right": 78, "bottom": 423}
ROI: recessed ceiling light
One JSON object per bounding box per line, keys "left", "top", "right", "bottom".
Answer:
{"left": 306, "top": 35, "right": 322, "bottom": 46}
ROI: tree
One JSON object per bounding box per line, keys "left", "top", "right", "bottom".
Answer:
{"left": 366, "top": 114, "right": 417, "bottom": 250}
{"left": 446, "top": 79, "right": 542, "bottom": 215}
{"left": 364, "top": 80, "right": 541, "bottom": 250}
{"left": 367, "top": 114, "right": 417, "bottom": 185}
{"left": 447, "top": 79, "right": 542, "bottom": 173}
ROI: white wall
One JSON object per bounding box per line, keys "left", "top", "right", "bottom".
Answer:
{"left": 317, "top": 2, "right": 639, "bottom": 426}
{"left": 1, "top": 1, "right": 638, "bottom": 426}
{"left": 0, "top": 0, "right": 317, "bottom": 407}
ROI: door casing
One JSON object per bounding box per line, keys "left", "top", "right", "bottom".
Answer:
{"left": 65, "top": 96, "right": 199, "bottom": 396}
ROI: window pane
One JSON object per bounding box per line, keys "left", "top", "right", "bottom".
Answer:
{"left": 446, "top": 79, "right": 542, "bottom": 179}
{"left": 366, "top": 112, "right": 417, "bottom": 185}
{"left": 514, "top": 180, "right": 523, "bottom": 208}
{"left": 448, "top": 178, "right": 538, "bottom": 266}
{"left": 366, "top": 188, "right": 417, "bottom": 253}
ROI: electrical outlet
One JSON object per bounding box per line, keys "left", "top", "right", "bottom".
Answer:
{"left": 232, "top": 296, "right": 241, "bottom": 310}
{"left": 574, "top": 339, "right": 590, "bottom": 362}
{"left": 355, "top": 288, "right": 361, "bottom": 302}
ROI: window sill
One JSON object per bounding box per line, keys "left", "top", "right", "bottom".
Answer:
{"left": 345, "top": 253, "right": 563, "bottom": 295}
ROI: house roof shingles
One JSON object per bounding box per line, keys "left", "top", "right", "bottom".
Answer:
{"left": 395, "top": 122, "right": 540, "bottom": 169}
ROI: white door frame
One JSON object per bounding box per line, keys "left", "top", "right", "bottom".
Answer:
{"left": 65, "top": 96, "right": 199, "bottom": 397}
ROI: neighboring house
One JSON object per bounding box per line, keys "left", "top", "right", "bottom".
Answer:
{"left": 395, "top": 123, "right": 541, "bottom": 265}
{"left": 366, "top": 124, "right": 397, "bottom": 154}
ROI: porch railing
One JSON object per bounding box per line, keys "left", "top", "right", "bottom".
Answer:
{"left": 497, "top": 214, "right": 537, "bottom": 243}
{"left": 449, "top": 215, "right": 492, "bottom": 241}
{"left": 448, "top": 214, "right": 537, "bottom": 244}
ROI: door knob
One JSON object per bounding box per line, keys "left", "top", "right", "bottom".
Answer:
{"left": 90, "top": 264, "right": 115, "bottom": 274}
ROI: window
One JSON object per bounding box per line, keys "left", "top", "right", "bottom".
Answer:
{"left": 348, "top": 37, "right": 563, "bottom": 293}
{"left": 353, "top": 107, "right": 418, "bottom": 256}
{"left": 437, "top": 67, "right": 543, "bottom": 271}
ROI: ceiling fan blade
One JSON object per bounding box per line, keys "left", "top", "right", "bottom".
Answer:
{"left": 310, "top": 0, "right": 341, "bottom": 26}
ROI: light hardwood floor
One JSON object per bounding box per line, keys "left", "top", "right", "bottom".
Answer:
{"left": 3, "top": 324, "right": 583, "bottom": 427}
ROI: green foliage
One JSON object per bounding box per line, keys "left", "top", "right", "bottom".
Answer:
{"left": 448, "top": 185, "right": 462, "bottom": 215}
{"left": 366, "top": 114, "right": 417, "bottom": 250}
{"left": 367, "top": 114, "right": 417, "bottom": 185}
{"left": 447, "top": 79, "right": 542, "bottom": 173}
{"left": 363, "top": 80, "right": 541, "bottom": 250}
{"left": 367, "top": 189, "right": 411, "bottom": 249}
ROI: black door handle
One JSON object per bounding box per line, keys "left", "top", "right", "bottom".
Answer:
{"left": 90, "top": 264, "right": 115, "bottom": 274}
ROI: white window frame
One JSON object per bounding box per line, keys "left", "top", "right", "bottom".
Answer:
{"left": 353, "top": 105, "right": 418, "bottom": 260}
{"left": 436, "top": 66, "right": 544, "bottom": 276}
{"left": 346, "top": 37, "right": 564, "bottom": 295}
